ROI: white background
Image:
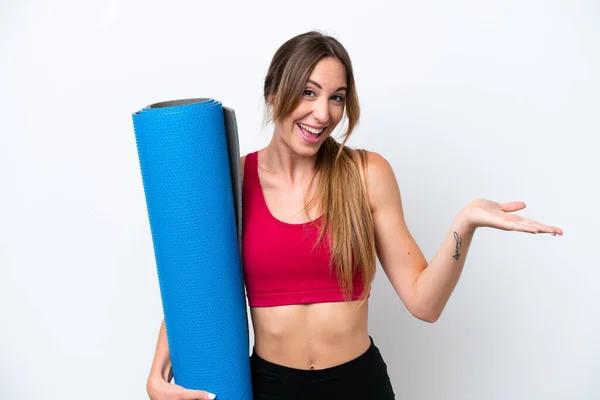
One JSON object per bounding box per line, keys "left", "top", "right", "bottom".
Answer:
{"left": 1, "top": 0, "right": 598, "bottom": 399}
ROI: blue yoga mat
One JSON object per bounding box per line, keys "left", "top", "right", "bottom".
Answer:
{"left": 132, "top": 98, "right": 251, "bottom": 399}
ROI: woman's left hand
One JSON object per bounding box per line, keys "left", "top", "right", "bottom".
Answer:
{"left": 462, "top": 199, "right": 563, "bottom": 236}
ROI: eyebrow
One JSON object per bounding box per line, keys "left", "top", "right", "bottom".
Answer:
{"left": 307, "top": 79, "right": 347, "bottom": 93}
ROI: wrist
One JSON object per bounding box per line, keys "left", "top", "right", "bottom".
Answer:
{"left": 454, "top": 207, "right": 477, "bottom": 233}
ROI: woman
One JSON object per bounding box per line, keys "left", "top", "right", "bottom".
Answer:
{"left": 146, "top": 31, "right": 563, "bottom": 400}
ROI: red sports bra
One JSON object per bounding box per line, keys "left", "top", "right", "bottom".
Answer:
{"left": 241, "top": 151, "right": 369, "bottom": 307}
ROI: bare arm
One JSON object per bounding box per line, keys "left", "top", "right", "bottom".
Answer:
{"left": 410, "top": 212, "right": 475, "bottom": 321}
{"left": 148, "top": 319, "right": 173, "bottom": 385}
{"left": 364, "top": 151, "right": 561, "bottom": 323}
{"left": 146, "top": 319, "right": 217, "bottom": 400}
{"left": 365, "top": 150, "right": 474, "bottom": 322}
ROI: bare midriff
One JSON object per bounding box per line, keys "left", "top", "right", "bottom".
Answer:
{"left": 250, "top": 299, "right": 371, "bottom": 370}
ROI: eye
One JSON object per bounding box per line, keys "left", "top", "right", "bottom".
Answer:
{"left": 303, "top": 89, "right": 315, "bottom": 97}
{"left": 331, "top": 95, "right": 345, "bottom": 102}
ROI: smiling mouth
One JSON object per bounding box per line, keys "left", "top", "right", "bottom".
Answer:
{"left": 297, "top": 123, "right": 325, "bottom": 137}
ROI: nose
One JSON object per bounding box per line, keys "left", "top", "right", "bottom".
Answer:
{"left": 312, "top": 97, "right": 330, "bottom": 123}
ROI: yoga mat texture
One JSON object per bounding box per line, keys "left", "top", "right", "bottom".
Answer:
{"left": 132, "top": 98, "right": 251, "bottom": 399}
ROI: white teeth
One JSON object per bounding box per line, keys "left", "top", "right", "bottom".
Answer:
{"left": 299, "top": 123, "right": 324, "bottom": 135}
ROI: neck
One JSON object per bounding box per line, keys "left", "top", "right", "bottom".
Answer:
{"left": 262, "top": 135, "right": 319, "bottom": 185}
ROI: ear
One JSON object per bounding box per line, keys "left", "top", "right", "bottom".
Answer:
{"left": 266, "top": 94, "right": 276, "bottom": 105}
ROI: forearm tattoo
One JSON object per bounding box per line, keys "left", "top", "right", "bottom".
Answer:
{"left": 452, "top": 232, "right": 462, "bottom": 260}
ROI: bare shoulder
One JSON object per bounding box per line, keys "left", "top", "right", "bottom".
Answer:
{"left": 348, "top": 148, "right": 397, "bottom": 212}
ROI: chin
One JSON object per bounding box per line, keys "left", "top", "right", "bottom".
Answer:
{"left": 288, "top": 143, "right": 319, "bottom": 157}
{"left": 292, "top": 135, "right": 329, "bottom": 157}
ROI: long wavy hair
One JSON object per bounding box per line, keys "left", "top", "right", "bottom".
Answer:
{"left": 262, "top": 31, "right": 376, "bottom": 306}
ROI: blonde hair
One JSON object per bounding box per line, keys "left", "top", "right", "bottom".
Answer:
{"left": 263, "top": 31, "right": 376, "bottom": 306}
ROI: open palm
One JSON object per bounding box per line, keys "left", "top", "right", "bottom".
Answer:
{"left": 465, "top": 199, "right": 563, "bottom": 236}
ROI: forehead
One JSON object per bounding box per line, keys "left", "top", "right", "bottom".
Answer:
{"left": 307, "top": 57, "right": 347, "bottom": 90}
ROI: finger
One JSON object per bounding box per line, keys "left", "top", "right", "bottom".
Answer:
{"left": 542, "top": 224, "right": 564, "bottom": 235}
{"left": 519, "top": 219, "right": 554, "bottom": 234}
{"left": 181, "top": 389, "right": 216, "bottom": 400}
{"left": 520, "top": 219, "right": 563, "bottom": 235}
{"left": 498, "top": 202, "right": 527, "bottom": 213}
{"left": 508, "top": 221, "right": 539, "bottom": 234}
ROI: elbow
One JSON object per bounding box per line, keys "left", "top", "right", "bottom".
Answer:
{"left": 419, "top": 313, "right": 440, "bottom": 323}
{"left": 414, "top": 312, "right": 439, "bottom": 323}
{"left": 409, "top": 304, "right": 440, "bottom": 323}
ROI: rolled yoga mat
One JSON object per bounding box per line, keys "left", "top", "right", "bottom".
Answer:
{"left": 132, "top": 98, "right": 251, "bottom": 399}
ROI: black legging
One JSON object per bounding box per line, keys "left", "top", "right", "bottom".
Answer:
{"left": 250, "top": 336, "right": 396, "bottom": 399}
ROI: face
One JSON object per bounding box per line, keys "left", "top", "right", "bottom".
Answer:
{"left": 273, "top": 57, "right": 348, "bottom": 156}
